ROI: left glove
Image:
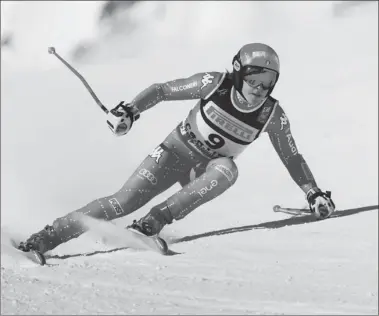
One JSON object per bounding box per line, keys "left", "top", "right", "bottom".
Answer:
{"left": 106, "top": 101, "right": 140, "bottom": 136}
{"left": 307, "top": 188, "right": 336, "bottom": 219}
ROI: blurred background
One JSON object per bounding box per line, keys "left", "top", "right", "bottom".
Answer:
{"left": 1, "top": 1, "right": 378, "bottom": 235}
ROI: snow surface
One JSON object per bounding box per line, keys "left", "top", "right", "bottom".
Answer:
{"left": 1, "top": 1, "right": 378, "bottom": 315}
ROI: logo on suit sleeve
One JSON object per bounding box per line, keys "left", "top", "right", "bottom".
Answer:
{"left": 286, "top": 133, "right": 298, "bottom": 155}
{"left": 217, "top": 88, "right": 228, "bottom": 96}
{"left": 257, "top": 105, "right": 272, "bottom": 124}
{"left": 280, "top": 113, "right": 288, "bottom": 130}
{"left": 201, "top": 73, "right": 215, "bottom": 89}
{"left": 150, "top": 145, "right": 164, "bottom": 163}
{"left": 108, "top": 198, "right": 124, "bottom": 215}
{"left": 138, "top": 169, "right": 158, "bottom": 185}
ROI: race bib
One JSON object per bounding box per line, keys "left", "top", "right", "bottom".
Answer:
{"left": 184, "top": 101, "right": 259, "bottom": 158}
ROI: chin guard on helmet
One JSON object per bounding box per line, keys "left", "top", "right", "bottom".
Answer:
{"left": 232, "top": 43, "right": 280, "bottom": 99}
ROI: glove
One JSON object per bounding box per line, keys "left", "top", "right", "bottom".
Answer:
{"left": 106, "top": 101, "right": 140, "bottom": 136}
{"left": 307, "top": 188, "right": 336, "bottom": 219}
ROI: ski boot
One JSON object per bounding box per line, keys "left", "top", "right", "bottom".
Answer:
{"left": 18, "top": 225, "right": 62, "bottom": 265}
{"left": 126, "top": 202, "right": 175, "bottom": 255}
{"left": 127, "top": 219, "right": 156, "bottom": 236}
{"left": 126, "top": 219, "right": 169, "bottom": 255}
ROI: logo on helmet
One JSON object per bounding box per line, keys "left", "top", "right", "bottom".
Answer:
{"left": 251, "top": 51, "right": 268, "bottom": 59}
{"left": 244, "top": 51, "right": 279, "bottom": 69}
{"left": 233, "top": 60, "right": 241, "bottom": 71}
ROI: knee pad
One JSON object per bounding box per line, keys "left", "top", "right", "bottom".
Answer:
{"left": 206, "top": 157, "right": 238, "bottom": 186}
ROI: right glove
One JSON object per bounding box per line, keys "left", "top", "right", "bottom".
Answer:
{"left": 106, "top": 101, "right": 140, "bottom": 136}
{"left": 307, "top": 188, "right": 336, "bottom": 219}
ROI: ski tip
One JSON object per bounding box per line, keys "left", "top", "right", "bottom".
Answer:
{"left": 31, "top": 250, "right": 46, "bottom": 266}
{"left": 156, "top": 237, "right": 169, "bottom": 255}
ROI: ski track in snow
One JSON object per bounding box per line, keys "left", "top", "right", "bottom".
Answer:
{"left": 1, "top": 2, "right": 378, "bottom": 315}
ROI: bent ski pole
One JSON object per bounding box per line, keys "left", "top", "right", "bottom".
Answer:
{"left": 273, "top": 205, "right": 312, "bottom": 216}
{"left": 47, "top": 46, "right": 109, "bottom": 114}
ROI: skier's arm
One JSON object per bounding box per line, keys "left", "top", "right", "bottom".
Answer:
{"left": 265, "top": 104, "right": 318, "bottom": 194}
{"left": 107, "top": 72, "right": 224, "bottom": 137}
{"left": 130, "top": 72, "right": 225, "bottom": 113}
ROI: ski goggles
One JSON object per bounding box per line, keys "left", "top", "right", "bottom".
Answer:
{"left": 242, "top": 65, "right": 278, "bottom": 90}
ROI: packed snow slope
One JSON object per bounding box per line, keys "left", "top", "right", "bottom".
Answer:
{"left": 1, "top": 1, "right": 378, "bottom": 315}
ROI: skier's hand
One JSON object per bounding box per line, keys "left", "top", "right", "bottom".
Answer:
{"left": 307, "top": 188, "right": 336, "bottom": 219}
{"left": 106, "top": 102, "right": 140, "bottom": 136}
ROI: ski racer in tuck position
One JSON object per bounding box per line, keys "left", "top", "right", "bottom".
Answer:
{"left": 19, "top": 43, "right": 336, "bottom": 254}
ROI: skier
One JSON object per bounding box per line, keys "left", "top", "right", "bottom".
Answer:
{"left": 19, "top": 43, "right": 335, "bottom": 254}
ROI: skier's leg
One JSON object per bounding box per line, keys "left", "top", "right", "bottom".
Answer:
{"left": 19, "top": 132, "right": 196, "bottom": 253}
{"left": 135, "top": 156, "right": 238, "bottom": 234}
{"left": 51, "top": 144, "right": 188, "bottom": 237}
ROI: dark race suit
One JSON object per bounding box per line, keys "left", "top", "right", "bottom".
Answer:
{"left": 40, "top": 71, "right": 319, "bottom": 250}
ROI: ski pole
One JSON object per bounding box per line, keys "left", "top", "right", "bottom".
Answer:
{"left": 47, "top": 46, "right": 109, "bottom": 114}
{"left": 273, "top": 205, "right": 312, "bottom": 216}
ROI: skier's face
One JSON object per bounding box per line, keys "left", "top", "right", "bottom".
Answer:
{"left": 241, "top": 66, "right": 277, "bottom": 104}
